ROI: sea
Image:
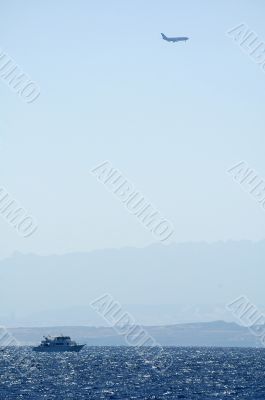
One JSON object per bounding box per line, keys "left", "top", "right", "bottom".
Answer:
{"left": 0, "top": 347, "right": 265, "bottom": 399}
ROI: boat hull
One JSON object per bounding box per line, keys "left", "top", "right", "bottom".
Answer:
{"left": 33, "top": 344, "right": 85, "bottom": 353}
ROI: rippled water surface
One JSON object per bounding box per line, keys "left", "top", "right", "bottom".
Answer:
{"left": 1, "top": 347, "right": 265, "bottom": 399}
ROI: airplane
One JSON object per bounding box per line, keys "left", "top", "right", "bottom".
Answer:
{"left": 161, "top": 33, "right": 189, "bottom": 43}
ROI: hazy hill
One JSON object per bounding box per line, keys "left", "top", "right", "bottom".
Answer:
{"left": 0, "top": 241, "right": 264, "bottom": 326}
{"left": 9, "top": 321, "right": 260, "bottom": 347}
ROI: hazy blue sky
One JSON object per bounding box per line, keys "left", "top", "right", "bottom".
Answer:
{"left": 1, "top": 0, "right": 265, "bottom": 259}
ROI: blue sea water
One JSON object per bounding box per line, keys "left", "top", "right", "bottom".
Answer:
{"left": 0, "top": 347, "right": 265, "bottom": 399}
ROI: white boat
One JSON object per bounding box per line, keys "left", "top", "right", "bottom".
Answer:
{"left": 33, "top": 335, "right": 85, "bottom": 352}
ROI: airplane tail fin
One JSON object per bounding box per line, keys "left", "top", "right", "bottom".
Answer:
{"left": 161, "top": 33, "right": 167, "bottom": 40}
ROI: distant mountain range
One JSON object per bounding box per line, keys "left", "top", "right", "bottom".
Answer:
{"left": 9, "top": 321, "right": 261, "bottom": 347}
{"left": 0, "top": 240, "right": 264, "bottom": 327}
